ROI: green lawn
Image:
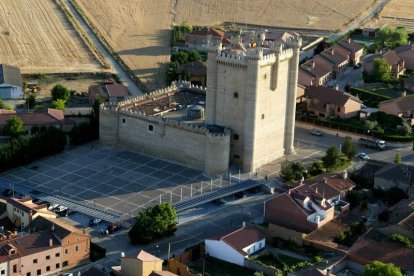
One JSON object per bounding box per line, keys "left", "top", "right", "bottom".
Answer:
{"left": 370, "top": 87, "right": 405, "bottom": 98}
{"left": 189, "top": 257, "right": 255, "bottom": 276}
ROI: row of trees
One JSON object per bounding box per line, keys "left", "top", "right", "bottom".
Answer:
{"left": 0, "top": 127, "right": 66, "bottom": 172}
{"left": 26, "top": 84, "right": 70, "bottom": 111}
{"left": 280, "top": 137, "right": 355, "bottom": 183}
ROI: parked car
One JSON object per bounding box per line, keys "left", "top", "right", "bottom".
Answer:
{"left": 48, "top": 203, "right": 60, "bottom": 211}
{"left": 56, "top": 208, "right": 74, "bottom": 217}
{"left": 213, "top": 198, "right": 227, "bottom": 205}
{"left": 358, "top": 152, "right": 370, "bottom": 160}
{"left": 89, "top": 218, "right": 102, "bottom": 226}
{"left": 310, "top": 129, "right": 323, "bottom": 137}
{"left": 106, "top": 224, "right": 121, "bottom": 234}
{"left": 234, "top": 191, "right": 245, "bottom": 199}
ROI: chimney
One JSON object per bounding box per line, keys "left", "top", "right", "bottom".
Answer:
{"left": 331, "top": 48, "right": 334, "bottom": 55}
{"left": 401, "top": 91, "right": 407, "bottom": 97}
{"left": 348, "top": 37, "right": 351, "bottom": 43}
{"left": 311, "top": 60, "right": 315, "bottom": 68}
{"left": 242, "top": 221, "right": 246, "bottom": 228}
{"left": 121, "top": 252, "right": 125, "bottom": 258}
{"left": 335, "top": 84, "right": 339, "bottom": 90}
{"left": 315, "top": 187, "right": 318, "bottom": 194}
{"left": 342, "top": 170, "right": 348, "bottom": 179}
{"left": 49, "top": 238, "right": 53, "bottom": 247}
{"left": 326, "top": 268, "right": 331, "bottom": 276}
{"left": 324, "top": 177, "right": 328, "bottom": 184}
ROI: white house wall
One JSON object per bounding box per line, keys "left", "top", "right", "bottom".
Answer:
{"left": 205, "top": 239, "right": 245, "bottom": 266}
{"left": 242, "top": 238, "right": 266, "bottom": 255}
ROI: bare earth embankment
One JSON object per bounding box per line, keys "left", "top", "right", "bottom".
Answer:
{"left": 74, "top": 0, "right": 375, "bottom": 89}
{"left": 0, "top": 0, "right": 101, "bottom": 74}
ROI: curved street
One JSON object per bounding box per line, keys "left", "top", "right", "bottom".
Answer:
{"left": 62, "top": 0, "right": 143, "bottom": 96}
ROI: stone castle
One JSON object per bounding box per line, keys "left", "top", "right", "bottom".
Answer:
{"left": 100, "top": 32, "right": 301, "bottom": 176}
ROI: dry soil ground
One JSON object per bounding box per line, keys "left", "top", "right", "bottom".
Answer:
{"left": 0, "top": 0, "right": 102, "bottom": 74}
{"left": 376, "top": 0, "right": 414, "bottom": 32}
{"left": 74, "top": 0, "right": 376, "bottom": 90}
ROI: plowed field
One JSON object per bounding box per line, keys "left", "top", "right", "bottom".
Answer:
{"left": 0, "top": 0, "right": 101, "bottom": 74}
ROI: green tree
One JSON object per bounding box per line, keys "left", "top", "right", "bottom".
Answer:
{"left": 171, "top": 51, "right": 189, "bottom": 64}
{"left": 363, "top": 261, "right": 402, "bottom": 276}
{"left": 371, "top": 58, "right": 392, "bottom": 82}
{"left": 253, "top": 272, "right": 264, "bottom": 276}
{"left": 51, "top": 99, "right": 65, "bottom": 110}
{"left": 187, "top": 50, "right": 201, "bottom": 62}
{"left": 322, "top": 146, "right": 341, "bottom": 169}
{"left": 128, "top": 203, "right": 177, "bottom": 245}
{"left": 51, "top": 84, "right": 70, "bottom": 101}
{"left": 0, "top": 98, "right": 5, "bottom": 109}
{"left": 391, "top": 27, "right": 409, "bottom": 48}
{"left": 26, "top": 94, "right": 36, "bottom": 109}
{"left": 279, "top": 161, "right": 306, "bottom": 183}
{"left": 376, "top": 25, "right": 394, "bottom": 48}
{"left": 3, "top": 115, "right": 25, "bottom": 138}
{"left": 342, "top": 136, "right": 358, "bottom": 160}
{"left": 394, "top": 152, "right": 401, "bottom": 164}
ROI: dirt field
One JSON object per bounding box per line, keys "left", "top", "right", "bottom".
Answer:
{"left": 376, "top": 0, "right": 414, "bottom": 32}
{"left": 381, "top": 0, "right": 414, "bottom": 19}
{"left": 0, "top": 0, "right": 102, "bottom": 74}
{"left": 74, "top": 0, "right": 376, "bottom": 90}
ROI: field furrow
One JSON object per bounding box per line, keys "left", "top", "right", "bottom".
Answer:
{"left": 0, "top": 0, "right": 102, "bottom": 74}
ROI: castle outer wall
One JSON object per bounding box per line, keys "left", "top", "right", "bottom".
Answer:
{"left": 100, "top": 107, "right": 230, "bottom": 176}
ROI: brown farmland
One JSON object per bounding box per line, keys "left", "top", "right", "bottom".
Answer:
{"left": 74, "top": 0, "right": 376, "bottom": 89}
{"left": 0, "top": 0, "right": 102, "bottom": 74}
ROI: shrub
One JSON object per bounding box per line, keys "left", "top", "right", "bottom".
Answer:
{"left": 51, "top": 84, "right": 70, "bottom": 101}
{"left": 387, "top": 234, "right": 414, "bottom": 248}
{"left": 69, "top": 122, "right": 98, "bottom": 145}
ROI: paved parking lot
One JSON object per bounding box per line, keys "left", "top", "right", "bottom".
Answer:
{"left": 1, "top": 143, "right": 229, "bottom": 218}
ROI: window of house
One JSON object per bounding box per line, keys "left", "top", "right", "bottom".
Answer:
{"left": 264, "top": 73, "right": 268, "bottom": 79}
{"left": 233, "top": 92, "right": 238, "bottom": 98}
{"left": 46, "top": 266, "right": 50, "bottom": 272}
{"left": 13, "top": 265, "right": 17, "bottom": 273}
{"left": 33, "top": 259, "right": 38, "bottom": 264}
{"left": 46, "top": 255, "right": 50, "bottom": 260}
{"left": 233, "top": 154, "right": 240, "bottom": 159}
{"left": 56, "top": 263, "right": 60, "bottom": 269}
{"left": 1, "top": 270, "right": 5, "bottom": 275}
{"left": 233, "top": 134, "right": 239, "bottom": 140}
{"left": 63, "top": 261, "right": 68, "bottom": 267}
{"left": 75, "top": 245, "right": 79, "bottom": 252}
{"left": 64, "top": 249, "right": 68, "bottom": 254}
{"left": 337, "top": 106, "right": 341, "bottom": 112}
{"left": 122, "top": 118, "right": 126, "bottom": 123}
{"left": 148, "top": 125, "right": 154, "bottom": 132}
{"left": 26, "top": 273, "right": 30, "bottom": 276}
{"left": 55, "top": 252, "right": 60, "bottom": 257}
{"left": 37, "top": 269, "right": 41, "bottom": 276}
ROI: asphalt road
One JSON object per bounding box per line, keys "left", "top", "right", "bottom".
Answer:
{"left": 62, "top": 0, "right": 143, "bottom": 96}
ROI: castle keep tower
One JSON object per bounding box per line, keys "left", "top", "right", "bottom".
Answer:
{"left": 206, "top": 34, "right": 302, "bottom": 172}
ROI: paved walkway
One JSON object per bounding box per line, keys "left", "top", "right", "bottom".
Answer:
{"left": 62, "top": 0, "right": 143, "bottom": 96}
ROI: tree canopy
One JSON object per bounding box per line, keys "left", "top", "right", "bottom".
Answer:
{"left": 363, "top": 261, "right": 402, "bottom": 276}
{"left": 128, "top": 203, "right": 177, "bottom": 245}
{"left": 342, "top": 136, "right": 358, "bottom": 160}
{"left": 51, "top": 99, "right": 65, "bottom": 110}
{"left": 322, "top": 146, "right": 342, "bottom": 169}
{"left": 4, "top": 116, "right": 25, "bottom": 138}
{"left": 376, "top": 25, "right": 408, "bottom": 49}
{"left": 371, "top": 58, "right": 392, "bottom": 82}
{"left": 279, "top": 161, "right": 306, "bottom": 183}
{"left": 26, "top": 94, "right": 37, "bottom": 109}
{"left": 51, "top": 84, "right": 70, "bottom": 101}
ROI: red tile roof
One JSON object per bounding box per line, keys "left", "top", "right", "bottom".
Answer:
{"left": 208, "top": 228, "right": 265, "bottom": 256}
{"left": 187, "top": 28, "right": 224, "bottom": 38}
{"left": 105, "top": 83, "right": 128, "bottom": 97}
{"left": 348, "top": 232, "right": 414, "bottom": 271}
{"left": 336, "top": 38, "right": 364, "bottom": 53}
{"left": 0, "top": 109, "right": 69, "bottom": 126}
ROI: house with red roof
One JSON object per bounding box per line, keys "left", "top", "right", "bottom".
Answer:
{"left": 0, "top": 108, "right": 74, "bottom": 135}
{"left": 395, "top": 43, "right": 414, "bottom": 70}
{"left": 379, "top": 93, "right": 414, "bottom": 126}
{"left": 314, "top": 47, "right": 350, "bottom": 78}
{"left": 88, "top": 83, "right": 128, "bottom": 104}
{"left": 304, "top": 86, "right": 362, "bottom": 119}
{"left": 6, "top": 197, "right": 56, "bottom": 228}
{"left": 363, "top": 50, "right": 405, "bottom": 78}
{"left": 205, "top": 228, "right": 265, "bottom": 266}
{"left": 185, "top": 28, "right": 231, "bottom": 51}
{"left": 333, "top": 38, "right": 365, "bottom": 65}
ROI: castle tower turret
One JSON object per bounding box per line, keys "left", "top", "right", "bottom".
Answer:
{"left": 205, "top": 35, "right": 222, "bottom": 125}
{"left": 284, "top": 36, "right": 302, "bottom": 155}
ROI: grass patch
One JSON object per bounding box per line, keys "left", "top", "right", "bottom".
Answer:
{"left": 189, "top": 257, "right": 255, "bottom": 276}
{"left": 369, "top": 87, "right": 404, "bottom": 98}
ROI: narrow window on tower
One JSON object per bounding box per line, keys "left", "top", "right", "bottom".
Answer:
{"left": 148, "top": 125, "right": 154, "bottom": 132}
{"left": 233, "top": 92, "right": 238, "bottom": 98}
{"left": 262, "top": 114, "right": 265, "bottom": 120}
{"left": 233, "top": 134, "right": 239, "bottom": 140}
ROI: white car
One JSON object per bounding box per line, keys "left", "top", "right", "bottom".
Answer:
{"left": 55, "top": 206, "right": 68, "bottom": 213}
{"left": 358, "top": 152, "right": 370, "bottom": 160}
{"left": 48, "top": 203, "right": 60, "bottom": 210}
